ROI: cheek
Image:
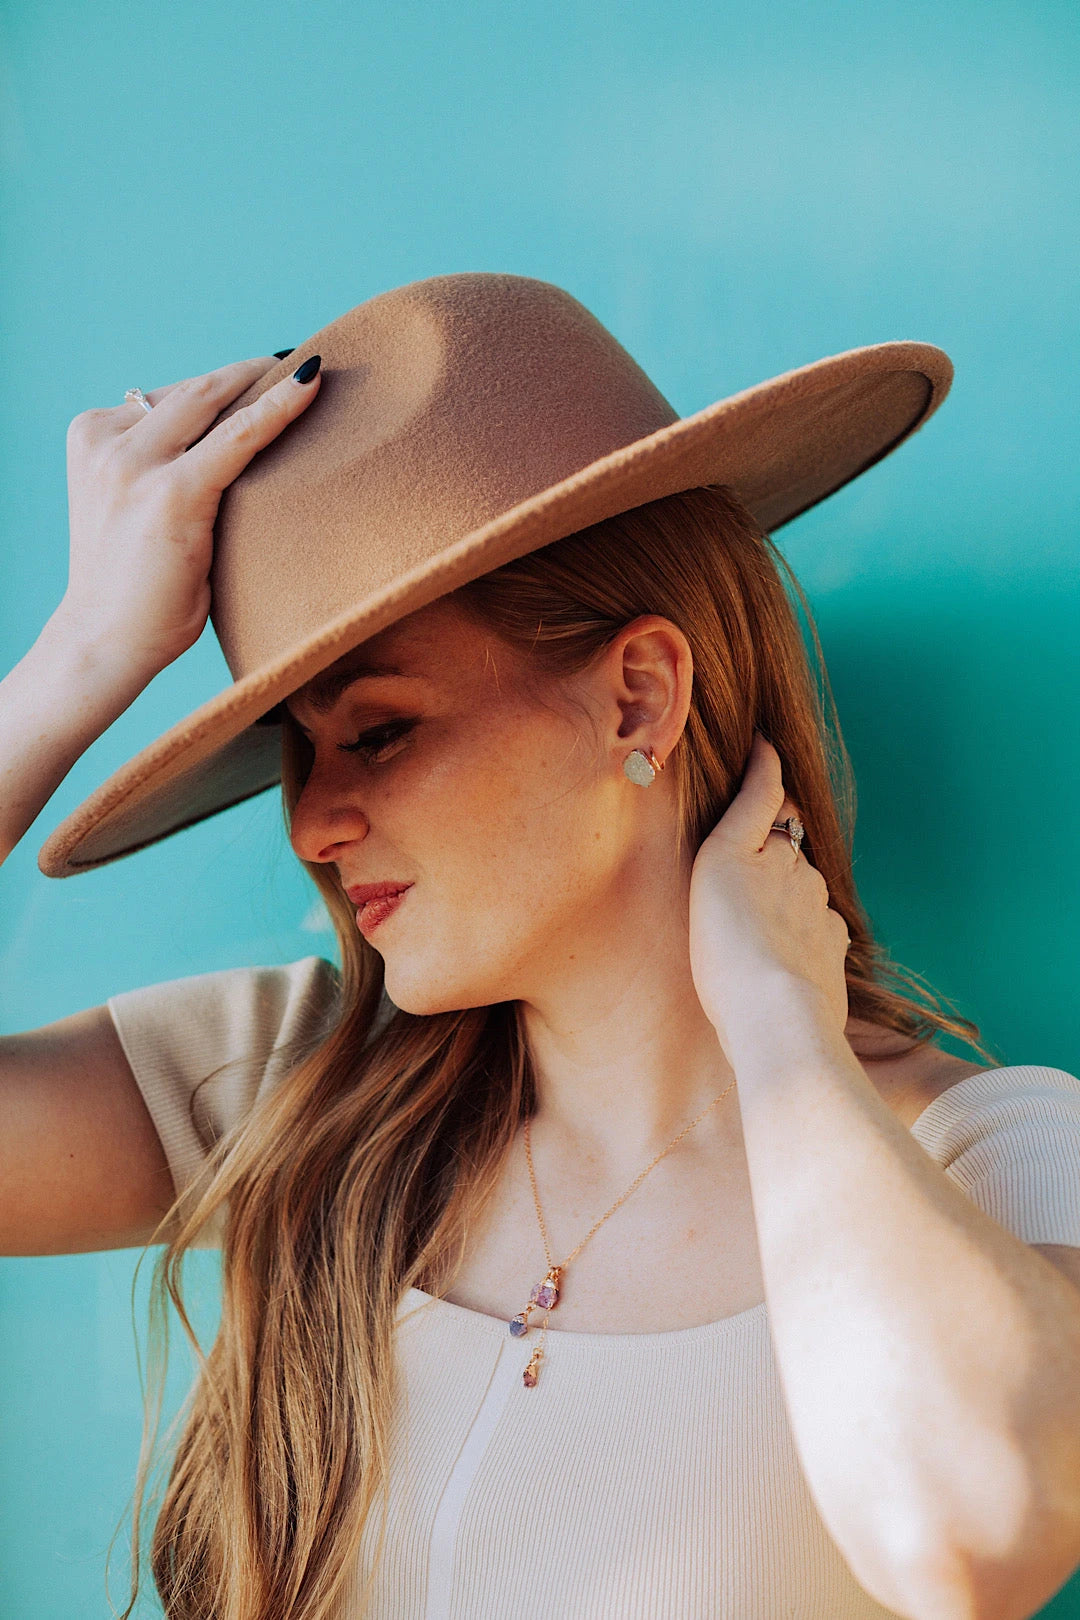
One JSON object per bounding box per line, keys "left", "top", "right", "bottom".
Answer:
{"left": 377, "top": 724, "right": 632, "bottom": 1013}
{"left": 399, "top": 714, "right": 615, "bottom": 909}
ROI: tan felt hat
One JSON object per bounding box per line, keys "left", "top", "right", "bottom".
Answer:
{"left": 37, "top": 271, "right": 953, "bottom": 878}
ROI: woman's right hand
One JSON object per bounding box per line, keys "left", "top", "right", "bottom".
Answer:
{"left": 58, "top": 354, "right": 322, "bottom": 686}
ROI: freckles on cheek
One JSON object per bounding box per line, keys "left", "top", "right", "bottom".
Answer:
{"left": 408, "top": 709, "right": 580, "bottom": 883}
{"left": 400, "top": 749, "right": 508, "bottom": 879}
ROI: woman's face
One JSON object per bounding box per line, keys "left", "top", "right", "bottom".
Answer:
{"left": 285, "top": 596, "right": 677, "bottom": 1015}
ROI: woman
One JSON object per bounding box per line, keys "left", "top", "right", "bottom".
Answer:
{"left": 2, "top": 273, "right": 1080, "bottom": 1620}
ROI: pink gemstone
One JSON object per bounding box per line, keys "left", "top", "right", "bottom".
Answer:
{"left": 523, "top": 1365, "right": 538, "bottom": 1387}
{"left": 529, "top": 1281, "right": 559, "bottom": 1310}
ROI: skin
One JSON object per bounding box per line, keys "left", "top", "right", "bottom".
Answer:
{"left": 3, "top": 350, "right": 1079, "bottom": 1616}
{"left": 284, "top": 597, "right": 980, "bottom": 1332}
{"left": 0, "top": 345, "right": 970, "bottom": 1270}
{"left": 0, "top": 354, "right": 326, "bottom": 1255}
{"left": 286, "top": 600, "right": 1080, "bottom": 1620}
{"left": 289, "top": 596, "right": 756, "bottom": 1146}
{"left": 288, "top": 594, "right": 900, "bottom": 1105}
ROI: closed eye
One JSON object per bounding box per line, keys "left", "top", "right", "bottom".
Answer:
{"left": 338, "top": 718, "right": 417, "bottom": 763}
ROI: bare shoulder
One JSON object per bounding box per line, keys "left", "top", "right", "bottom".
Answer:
{"left": 887, "top": 1052, "right": 995, "bottom": 1128}
{"left": 851, "top": 1024, "right": 995, "bottom": 1129}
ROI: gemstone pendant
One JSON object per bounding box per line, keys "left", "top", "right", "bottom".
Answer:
{"left": 528, "top": 1265, "right": 562, "bottom": 1312}
{"left": 523, "top": 1347, "right": 544, "bottom": 1387}
{"left": 529, "top": 1277, "right": 559, "bottom": 1311}
{"left": 510, "top": 1267, "right": 562, "bottom": 1339}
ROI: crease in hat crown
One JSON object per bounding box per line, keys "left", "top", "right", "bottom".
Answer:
{"left": 209, "top": 273, "right": 682, "bottom": 678}
{"left": 37, "top": 270, "right": 954, "bottom": 878}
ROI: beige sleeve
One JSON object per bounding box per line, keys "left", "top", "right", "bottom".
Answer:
{"left": 908, "top": 1064, "right": 1080, "bottom": 1245}
{"left": 107, "top": 954, "right": 342, "bottom": 1242}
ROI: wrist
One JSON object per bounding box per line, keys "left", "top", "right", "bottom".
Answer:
{"left": 41, "top": 600, "right": 159, "bottom": 703}
{"left": 29, "top": 606, "right": 154, "bottom": 728}
{"left": 712, "top": 971, "right": 843, "bottom": 1063}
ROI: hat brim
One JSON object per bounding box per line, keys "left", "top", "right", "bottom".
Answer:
{"left": 38, "top": 339, "right": 951, "bottom": 877}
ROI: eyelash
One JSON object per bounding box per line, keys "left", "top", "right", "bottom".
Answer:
{"left": 337, "top": 718, "right": 417, "bottom": 763}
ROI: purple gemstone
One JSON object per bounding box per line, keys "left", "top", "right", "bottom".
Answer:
{"left": 509, "top": 1314, "right": 529, "bottom": 1337}
{"left": 530, "top": 1281, "right": 558, "bottom": 1310}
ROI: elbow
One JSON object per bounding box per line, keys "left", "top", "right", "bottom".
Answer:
{"left": 958, "top": 1457, "right": 1080, "bottom": 1620}
{"left": 908, "top": 1537, "right": 1080, "bottom": 1620}
{"left": 846, "top": 1494, "right": 1080, "bottom": 1620}
{"left": 848, "top": 1417, "right": 1080, "bottom": 1620}
{"left": 891, "top": 1506, "right": 1080, "bottom": 1620}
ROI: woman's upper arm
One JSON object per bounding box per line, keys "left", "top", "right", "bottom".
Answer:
{"left": 0, "top": 953, "right": 345, "bottom": 1257}
{"left": 0, "top": 1003, "right": 176, "bottom": 1256}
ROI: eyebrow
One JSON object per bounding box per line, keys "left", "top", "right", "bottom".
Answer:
{"left": 286, "top": 660, "right": 422, "bottom": 719}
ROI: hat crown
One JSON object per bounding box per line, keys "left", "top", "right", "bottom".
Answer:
{"left": 38, "top": 261, "right": 952, "bottom": 878}
{"left": 210, "top": 273, "right": 679, "bottom": 676}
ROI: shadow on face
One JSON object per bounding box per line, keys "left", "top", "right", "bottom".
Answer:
{"left": 284, "top": 596, "right": 655, "bottom": 1015}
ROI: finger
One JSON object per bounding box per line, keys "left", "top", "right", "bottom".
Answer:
{"left": 120, "top": 357, "right": 288, "bottom": 456}
{"left": 132, "top": 354, "right": 293, "bottom": 408}
{"left": 811, "top": 864, "right": 832, "bottom": 905}
{"left": 136, "top": 355, "right": 281, "bottom": 409}
{"left": 725, "top": 731, "right": 788, "bottom": 852}
{"left": 180, "top": 359, "right": 323, "bottom": 494}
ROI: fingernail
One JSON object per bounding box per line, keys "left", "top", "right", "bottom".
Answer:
{"left": 273, "top": 348, "right": 295, "bottom": 359}
{"left": 292, "top": 354, "right": 321, "bottom": 385}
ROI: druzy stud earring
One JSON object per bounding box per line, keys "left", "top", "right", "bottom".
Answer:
{"left": 622, "top": 746, "right": 665, "bottom": 786}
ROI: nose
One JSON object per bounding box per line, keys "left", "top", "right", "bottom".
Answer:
{"left": 288, "top": 758, "right": 371, "bottom": 865}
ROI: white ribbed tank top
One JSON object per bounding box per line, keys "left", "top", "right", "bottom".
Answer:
{"left": 106, "top": 954, "right": 1080, "bottom": 1618}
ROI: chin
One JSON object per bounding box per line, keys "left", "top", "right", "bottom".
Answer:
{"left": 381, "top": 961, "right": 506, "bottom": 1019}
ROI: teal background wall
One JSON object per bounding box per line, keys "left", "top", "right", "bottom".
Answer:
{"left": 1, "top": 0, "right": 1078, "bottom": 1613}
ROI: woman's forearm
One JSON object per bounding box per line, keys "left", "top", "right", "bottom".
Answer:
{"left": 725, "top": 975, "right": 1080, "bottom": 1620}
{"left": 0, "top": 603, "right": 149, "bottom": 866}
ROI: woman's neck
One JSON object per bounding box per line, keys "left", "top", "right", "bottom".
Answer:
{"left": 518, "top": 868, "right": 739, "bottom": 1179}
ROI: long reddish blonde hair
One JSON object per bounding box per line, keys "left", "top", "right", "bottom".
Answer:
{"left": 121, "top": 484, "right": 999, "bottom": 1620}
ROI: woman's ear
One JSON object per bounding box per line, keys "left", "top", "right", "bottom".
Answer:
{"left": 604, "top": 614, "right": 694, "bottom": 760}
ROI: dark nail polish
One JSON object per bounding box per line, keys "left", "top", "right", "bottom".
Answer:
{"left": 273, "top": 348, "right": 295, "bottom": 359}
{"left": 293, "top": 354, "right": 321, "bottom": 385}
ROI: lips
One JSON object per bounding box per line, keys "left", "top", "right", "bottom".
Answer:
{"left": 344, "top": 881, "right": 413, "bottom": 906}
{"left": 344, "top": 880, "right": 413, "bottom": 935}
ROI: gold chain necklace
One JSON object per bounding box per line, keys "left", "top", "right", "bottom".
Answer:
{"left": 510, "top": 1075, "right": 737, "bottom": 1387}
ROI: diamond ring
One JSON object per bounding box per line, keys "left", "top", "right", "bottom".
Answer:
{"left": 769, "top": 815, "right": 804, "bottom": 855}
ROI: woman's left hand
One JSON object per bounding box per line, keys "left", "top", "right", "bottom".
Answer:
{"left": 688, "top": 731, "right": 851, "bottom": 1055}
